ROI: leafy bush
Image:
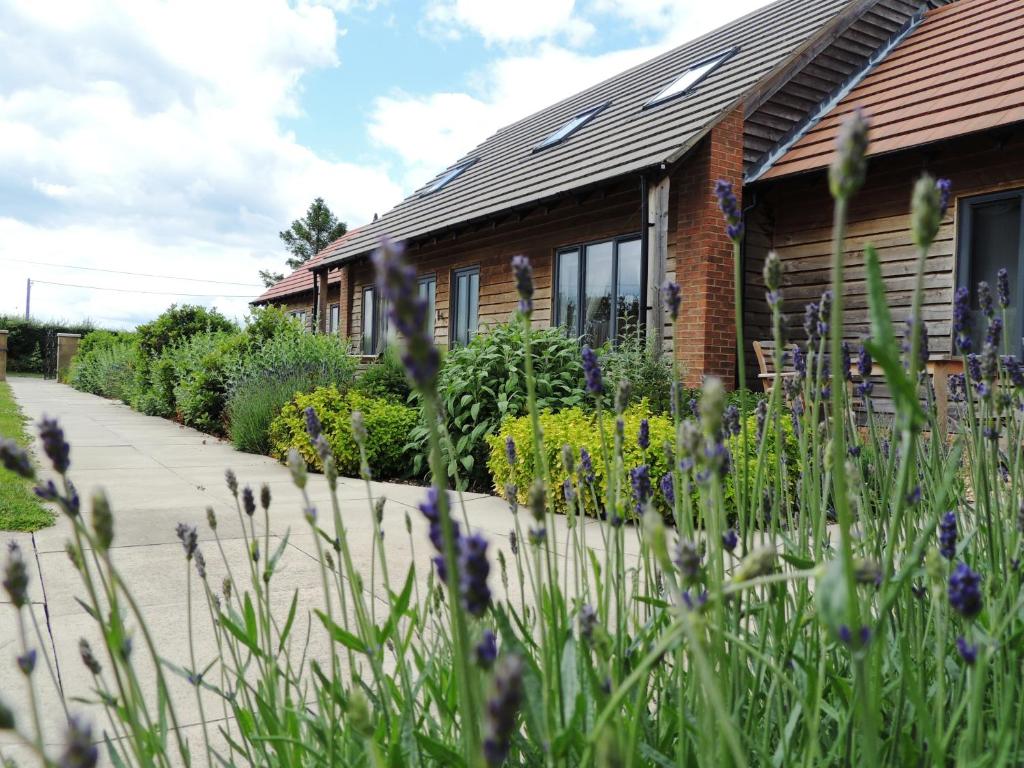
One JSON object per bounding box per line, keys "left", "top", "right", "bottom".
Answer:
{"left": 134, "top": 304, "right": 236, "bottom": 359}
{"left": 410, "top": 322, "right": 585, "bottom": 489}
{"left": 269, "top": 386, "right": 419, "bottom": 479}
{"left": 352, "top": 346, "right": 411, "bottom": 403}
{"left": 600, "top": 332, "right": 675, "bottom": 413}
{"left": 488, "top": 404, "right": 796, "bottom": 518}
{"left": 66, "top": 341, "right": 138, "bottom": 401}
{"left": 172, "top": 331, "right": 246, "bottom": 434}
{"left": 241, "top": 305, "right": 303, "bottom": 348}
{"left": 0, "top": 315, "right": 98, "bottom": 373}
{"left": 225, "top": 332, "right": 357, "bottom": 452}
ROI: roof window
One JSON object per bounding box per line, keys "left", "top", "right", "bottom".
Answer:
{"left": 645, "top": 48, "right": 737, "bottom": 108}
{"left": 535, "top": 102, "right": 609, "bottom": 151}
{"left": 422, "top": 158, "right": 477, "bottom": 195}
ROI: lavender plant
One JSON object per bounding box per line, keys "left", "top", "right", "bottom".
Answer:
{"left": 2, "top": 113, "right": 1024, "bottom": 767}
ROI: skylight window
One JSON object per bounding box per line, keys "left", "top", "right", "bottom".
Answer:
{"left": 535, "top": 103, "right": 609, "bottom": 152}
{"left": 422, "top": 158, "right": 477, "bottom": 195}
{"left": 645, "top": 48, "right": 737, "bottom": 108}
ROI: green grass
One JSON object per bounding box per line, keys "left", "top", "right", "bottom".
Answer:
{"left": 0, "top": 380, "right": 55, "bottom": 531}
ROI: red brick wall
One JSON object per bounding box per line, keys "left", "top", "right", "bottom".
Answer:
{"left": 669, "top": 105, "right": 744, "bottom": 388}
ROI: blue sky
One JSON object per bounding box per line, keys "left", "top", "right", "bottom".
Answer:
{"left": 0, "top": 0, "right": 770, "bottom": 327}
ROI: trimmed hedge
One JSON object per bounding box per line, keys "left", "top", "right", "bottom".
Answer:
{"left": 0, "top": 316, "right": 99, "bottom": 373}
{"left": 269, "top": 387, "right": 419, "bottom": 480}
{"left": 487, "top": 404, "right": 796, "bottom": 520}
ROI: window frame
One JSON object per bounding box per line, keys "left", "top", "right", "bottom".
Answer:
{"left": 644, "top": 47, "right": 738, "bottom": 110}
{"left": 534, "top": 102, "right": 610, "bottom": 152}
{"left": 361, "top": 285, "right": 386, "bottom": 355}
{"left": 421, "top": 158, "right": 478, "bottom": 197}
{"left": 328, "top": 303, "right": 340, "bottom": 335}
{"left": 553, "top": 233, "right": 643, "bottom": 345}
{"left": 418, "top": 274, "right": 437, "bottom": 340}
{"left": 955, "top": 187, "right": 1024, "bottom": 355}
{"left": 449, "top": 265, "right": 481, "bottom": 348}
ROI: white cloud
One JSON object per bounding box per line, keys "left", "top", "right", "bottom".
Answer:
{"left": 425, "top": 0, "right": 592, "bottom": 45}
{"left": 589, "top": 0, "right": 774, "bottom": 40}
{"left": 0, "top": 0, "right": 403, "bottom": 327}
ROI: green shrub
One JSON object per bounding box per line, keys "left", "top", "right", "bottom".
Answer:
{"left": 172, "top": 331, "right": 246, "bottom": 434}
{"left": 67, "top": 341, "right": 138, "bottom": 401}
{"left": 269, "top": 387, "right": 419, "bottom": 480}
{"left": 242, "top": 305, "right": 304, "bottom": 347}
{"left": 134, "top": 304, "right": 236, "bottom": 359}
{"left": 225, "top": 332, "right": 357, "bottom": 452}
{"left": 600, "top": 332, "right": 675, "bottom": 414}
{"left": 488, "top": 404, "right": 796, "bottom": 519}
{"left": 353, "top": 346, "right": 411, "bottom": 403}
{"left": 410, "top": 321, "right": 585, "bottom": 489}
{"left": 0, "top": 315, "right": 97, "bottom": 373}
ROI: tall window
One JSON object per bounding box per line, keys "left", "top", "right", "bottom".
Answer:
{"left": 328, "top": 303, "right": 340, "bottom": 335}
{"left": 451, "top": 267, "right": 479, "bottom": 347}
{"left": 289, "top": 309, "right": 308, "bottom": 330}
{"left": 555, "top": 236, "right": 642, "bottom": 346}
{"left": 361, "top": 286, "right": 386, "bottom": 355}
{"left": 418, "top": 275, "right": 437, "bottom": 340}
{"left": 957, "top": 189, "right": 1024, "bottom": 354}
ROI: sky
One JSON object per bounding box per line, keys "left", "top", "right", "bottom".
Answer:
{"left": 0, "top": 0, "right": 772, "bottom": 329}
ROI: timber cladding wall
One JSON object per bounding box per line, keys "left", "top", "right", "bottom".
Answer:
{"left": 744, "top": 128, "right": 1024, "bottom": 386}
{"left": 346, "top": 177, "right": 645, "bottom": 350}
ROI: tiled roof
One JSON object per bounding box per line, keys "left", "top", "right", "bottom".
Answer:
{"left": 251, "top": 228, "right": 361, "bottom": 304}
{"left": 320, "top": 0, "right": 859, "bottom": 267}
{"left": 761, "top": 0, "right": 1024, "bottom": 179}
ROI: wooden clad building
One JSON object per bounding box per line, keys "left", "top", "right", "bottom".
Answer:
{"left": 255, "top": 0, "right": 968, "bottom": 388}
{"left": 745, "top": 0, "right": 1024, "bottom": 394}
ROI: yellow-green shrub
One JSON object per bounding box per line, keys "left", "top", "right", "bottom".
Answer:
{"left": 268, "top": 387, "right": 419, "bottom": 480}
{"left": 487, "top": 404, "right": 796, "bottom": 520}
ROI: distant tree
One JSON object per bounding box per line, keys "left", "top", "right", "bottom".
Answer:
{"left": 280, "top": 197, "right": 347, "bottom": 270}
{"left": 259, "top": 269, "right": 285, "bottom": 288}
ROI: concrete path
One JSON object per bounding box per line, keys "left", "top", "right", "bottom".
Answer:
{"left": 0, "top": 378, "right": 624, "bottom": 765}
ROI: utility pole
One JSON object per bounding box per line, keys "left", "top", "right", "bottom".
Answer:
{"left": 24, "top": 278, "right": 31, "bottom": 320}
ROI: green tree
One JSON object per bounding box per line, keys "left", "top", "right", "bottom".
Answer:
{"left": 280, "top": 197, "right": 347, "bottom": 270}
{"left": 258, "top": 269, "right": 285, "bottom": 288}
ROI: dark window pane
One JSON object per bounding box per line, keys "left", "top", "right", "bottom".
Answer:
{"left": 452, "top": 269, "right": 479, "bottom": 346}
{"left": 419, "top": 278, "right": 436, "bottom": 339}
{"left": 584, "top": 241, "right": 614, "bottom": 347}
{"left": 968, "top": 197, "right": 1021, "bottom": 352}
{"left": 616, "top": 239, "right": 642, "bottom": 342}
{"left": 362, "top": 287, "right": 375, "bottom": 354}
{"left": 329, "top": 304, "right": 340, "bottom": 335}
{"left": 556, "top": 249, "right": 580, "bottom": 334}
{"left": 468, "top": 271, "right": 479, "bottom": 340}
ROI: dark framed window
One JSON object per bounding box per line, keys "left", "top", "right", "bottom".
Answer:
{"left": 554, "top": 235, "right": 642, "bottom": 346}
{"left": 535, "top": 102, "right": 609, "bottom": 152}
{"left": 418, "top": 275, "right": 437, "bottom": 340}
{"left": 956, "top": 188, "right": 1024, "bottom": 354}
{"left": 361, "top": 286, "right": 386, "bottom": 355}
{"left": 645, "top": 47, "right": 737, "bottom": 109}
{"left": 289, "top": 309, "right": 308, "bottom": 330}
{"left": 328, "top": 303, "right": 340, "bottom": 335}
{"left": 451, "top": 266, "right": 480, "bottom": 347}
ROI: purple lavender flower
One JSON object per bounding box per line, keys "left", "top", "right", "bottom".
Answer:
{"left": 722, "top": 528, "right": 738, "bottom": 552}
{"left": 978, "top": 281, "right": 994, "bottom": 319}
{"left": 562, "top": 477, "right": 575, "bottom": 504}
{"left": 638, "top": 419, "right": 650, "bottom": 450}
{"left": 660, "top": 472, "right": 675, "bottom": 506}
{"left": 997, "top": 267, "right": 1010, "bottom": 309}
{"left": 1004, "top": 356, "right": 1024, "bottom": 388}
{"left": 3, "top": 542, "right": 29, "bottom": 608}
{"left": 17, "top": 648, "right": 36, "bottom": 675}
{"left": 953, "top": 286, "right": 972, "bottom": 353}
{"left": 458, "top": 536, "right": 489, "bottom": 618}
{"left": 59, "top": 715, "right": 98, "bottom": 768}
{"left": 936, "top": 178, "right": 952, "bottom": 218}
{"left": 956, "top": 635, "right": 977, "bottom": 665}
{"left": 581, "top": 345, "right": 603, "bottom": 395}
{"left": 663, "top": 280, "right": 682, "bottom": 322}
{"left": 476, "top": 630, "right": 498, "bottom": 669}
{"left": 803, "top": 302, "right": 820, "bottom": 343}
{"left": 949, "top": 373, "right": 966, "bottom": 402}
{"left": 723, "top": 405, "right": 740, "bottom": 437}
{"left": 510, "top": 255, "right": 534, "bottom": 314}
{"left": 175, "top": 523, "right": 198, "bottom": 560}
{"left": 0, "top": 438, "right": 34, "bottom": 479}
{"left": 967, "top": 353, "right": 981, "bottom": 382}
{"left": 484, "top": 655, "right": 524, "bottom": 767}
{"left": 838, "top": 625, "right": 872, "bottom": 648}
{"left": 792, "top": 345, "right": 807, "bottom": 379}
{"left": 681, "top": 590, "right": 709, "bottom": 612}
{"left": 938, "top": 511, "right": 957, "bottom": 560}
{"left": 818, "top": 291, "right": 832, "bottom": 338}
{"left": 986, "top": 317, "right": 1003, "bottom": 350}
{"left": 980, "top": 344, "right": 998, "bottom": 383}
{"left": 674, "top": 540, "right": 702, "bottom": 583}
{"left": 373, "top": 238, "right": 441, "bottom": 389}
{"left": 630, "top": 465, "right": 651, "bottom": 512}
{"left": 505, "top": 436, "right": 516, "bottom": 467}
{"left": 242, "top": 486, "right": 256, "bottom": 517}
{"left": 304, "top": 407, "right": 322, "bottom": 440}
{"left": 38, "top": 416, "right": 70, "bottom": 474}
{"left": 714, "top": 179, "right": 743, "bottom": 240}
{"left": 840, "top": 341, "right": 852, "bottom": 381}
{"left": 948, "top": 562, "right": 982, "bottom": 619}
{"left": 902, "top": 317, "right": 929, "bottom": 370}
{"left": 579, "top": 447, "right": 595, "bottom": 486}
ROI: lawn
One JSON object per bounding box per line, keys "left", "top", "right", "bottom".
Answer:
{"left": 0, "top": 380, "right": 55, "bottom": 531}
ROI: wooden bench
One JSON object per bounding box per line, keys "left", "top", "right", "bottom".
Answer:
{"left": 752, "top": 340, "right": 797, "bottom": 393}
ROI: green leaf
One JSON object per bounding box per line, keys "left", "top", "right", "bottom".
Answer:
{"left": 863, "top": 244, "right": 925, "bottom": 425}
{"left": 278, "top": 591, "right": 299, "bottom": 653}
{"left": 315, "top": 609, "right": 367, "bottom": 654}
{"left": 460, "top": 454, "right": 475, "bottom": 471}
{"left": 470, "top": 402, "right": 480, "bottom": 420}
